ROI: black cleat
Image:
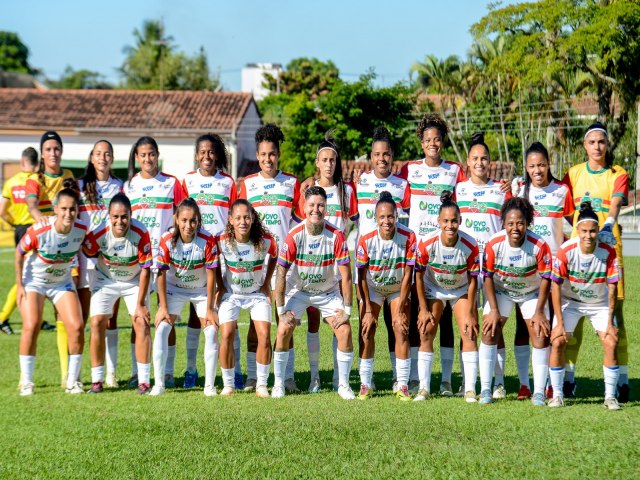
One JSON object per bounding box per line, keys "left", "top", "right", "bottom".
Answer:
{"left": 617, "top": 384, "right": 630, "bottom": 404}
{"left": 1, "top": 320, "right": 14, "bottom": 335}
{"left": 40, "top": 321, "right": 56, "bottom": 331}
{"left": 562, "top": 381, "right": 576, "bottom": 398}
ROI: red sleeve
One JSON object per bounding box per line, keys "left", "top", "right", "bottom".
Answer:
{"left": 291, "top": 179, "right": 302, "bottom": 223}
{"left": 562, "top": 186, "right": 574, "bottom": 217}
{"left": 157, "top": 235, "right": 171, "bottom": 270}
{"left": 24, "top": 177, "right": 40, "bottom": 200}
{"left": 18, "top": 226, "right": 38, "bottom": 254}
{"left": 348, "top": 185, "right": 359, "bottom": 222}
{"left": 228, "top": 181, "right": 238, "bottom": 207}
{"left": 483, "top": 242, "right": 496, "bottom": 277}
{"left": 398, "top": 163, "right": 409, "bottom": 180}
{"left": 406, "top": 232, "right": 417, "bottom": 266}
{"left": 82, "top": 230, "right": 100, "bottom": 257}
{"left": 551, "top": 248, "right": 568, "bottom": 283}
{"left": 537, "top": 241, "right": 552, "bottom": 279}
{"left": 467, "top": 243, "right": 480, "bottom": 276}
{"left": 173, "top": 178, "right": 186, "bottom": 206}
{"left": 401, "top": 183, "right": 411, "bottom": 210}
{"left": 294, "top": 193, "right": 305, "bottom": 221}
{"left": 266, "top": 234, "right": 278, "bottom": 257}
{"left": 205, "top": 235, "right": 219, "bottom": 269}
{"left": 181, "top": 179, "right": 189, "bottom": 198}
{"left": 137, "top": 230, "right": 153, "bottom": 268}
{"left": 355, "top": 237, "right": 369, "bottom": 268}
{"left": 334, "top": 232, "right": 350, "bottom": 265}
{"left": 414, "top": 240, "right": 428, "bottom": 272}
{"left": 277, "top": 233, "right": 297, "bottom": 268}
{"left": 456, "top": 165, "right": 468, "bottom": 184}
{"left": 238, "top": 180, "right": 247, "bottom": 200}
{"left": 613, "top": 172, "right": 629, "bottom": 206}
{"left": 561, "top": 172, "right": 573, "bottom": 198}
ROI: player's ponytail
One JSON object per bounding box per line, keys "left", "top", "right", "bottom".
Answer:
{"left": 577, "top": 201, "right": 598, "bottom": 224}
{"left": 439, "top": 190, "right": 459, "bottom": 215}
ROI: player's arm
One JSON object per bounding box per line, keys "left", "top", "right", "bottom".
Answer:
{"left": 154, "top": 270, "right": 170, "bottom": 327}
{"left": 134, "top": 267, "right": 151, "bottom": 326}
{"left": 550, "top": 282, "right": 565, "bottom": 341}
{"left": 338, "top": 263, "right": 353, "bottom": 313}
{"left": 261, "top": 256, "right": 277, "bottom": 299}
{"left": 606, "top": 282, "right": 618, "bottom": 340}
{"left": 274, "top": 264, "right": 295, "bottom": 326}
{"left": 482, "top": 275, "right": 501, "bottom": 337}
{"left": 204, "top": 267, "right": 218, "bottom": 328}
{"left": 414, "top": 268, "right": 432, "bottom": 334}
{"left": 14, "top": 246, "right": 26, "bottom": 305}
{"left": 213, "top": 264, "right": 226, "bottom": 309}
{"left": 26, "top": 196, "right": 43, "bottom": 224}
{"left": 357, "top": 266, "right": 374, "bottom": 330}
{"left": 0, "top": 197, "right": 11, "bottom": 225}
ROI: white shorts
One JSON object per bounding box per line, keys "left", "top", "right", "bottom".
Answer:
{"left": 77, "top": 253, "right": 96, "bottom": 290}
{"left": 25, "top": 282, "right": 76, "bottom": 305}
{"left": 368, "top": 288, "right": 401, "bottom": 308}
{"left": 90, "top": 280, "right": 147, "bottom": 317}
{"left": 482, "top": 291, "right": 548, "bottom": 320}
{"left": 552, "top": 300, "right": 612, "bottom": 334}
{"left": 167, "top": 289, "right": 209, "bottom": 318}
{"left": 425, "top": 284, "right": 467, "bottom": 307}
{"left": 284, "top": 289, "right": 345, "bottom": 320}
{"left": 218, "top": 292, "right": 272, "bottom": 324}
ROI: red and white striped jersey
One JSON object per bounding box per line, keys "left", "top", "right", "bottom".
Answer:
{"left": 296, "top": 181, "right": 359, "bottom": 232}
{"left": 77, "top": 177, "right": 123, "bottom": 230}
{"left": 356, "top": 223, "right": 416, "bottom": 294}
{"left": 19, "top": 218, "right": 88, "bottom": 286}
{"left": 355, "top": 172, "right": 410, "bottom": 236}
{"left": 278, "top": 220, "right": 350, "bottom": 295}
{"left": 217, "top": 233, "right": 277, "bottom": 294}
{"left": 483, "top": 230, "right": 552, "bottom": 300}
{"left": 182, "top": 169, "right": 237, "bottom": 236}
{"left": 551, "top": 237, "right": 619, "bottom": 305}
{"left": 83, "top": 218, "right": 152, "bottom": 284}
{"left": 415, "top": 229, "right": 480, "bottom": 290}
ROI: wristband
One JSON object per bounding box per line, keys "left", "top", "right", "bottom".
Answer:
{"left": 604, "top": 217, "right": 615, "bottom": 228}
{"left": 277, "top": 306, "right": 285, "bottom": 316}
{"left": 344, "top": 305, "right": 352, "bottom": 315}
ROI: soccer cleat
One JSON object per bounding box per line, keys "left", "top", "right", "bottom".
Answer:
{"left": 617, "top": 384, "right": 630, "bottom": 404}
{"left": 284, "top": 378, "right": 300, "bottom": 393}
{"left": 531, "top": 392, "right": 546, "bottom": 406}
{"left": 234, "top": 372, "right": 245, "bottom": 390}
{"left": 19, "top": 382, "right": 35, "bottom": 396}
{"left": 439, "top": 381, "right": 453, "bottom": 397}
{"left": 40, "top": 321, "right": 56, "bottom": 331}
{"left": 183, "top": 370, "right": 198, "bottom": 389}
{"left": 455, "top": 385, "right": 465, "bottom": 397}
{"left": 548, "top": 396, "right": 564, "bottom": 408}
{"left": 464, "top": 390, "right": 478, "bottom": 403}
{"left": 135, "top": 383, "right": 151, "bottom": 395}
{"left": 338, "top": 384, "right": 356, "bottom": 400}
{"left": 408, "top": 380, "right": 420, "bottom": 395}
{"left": 413, "top": 388, "right": 430, "bottom": 402}
{"left": 396, "top": 385, "right": 412, "bottom": 401}
{"left": 88, "top": 382, "right": 104, "bottom": 394}
{"left": 562, "top": 381, "right": 576, "bottom": 398}
{"left": 105, "top": 372, "right": 117, "bottom": 388}
{"left": 149, "top": 385, "right": 166, "bottom": 396}
{"left": 392, "top": 381, "right": 399, "bottom": 394}
{"left": 492, "top": 384, "right": 507, "bottom": 400}
{"left": 358, "top": 384, "right": 372, "bottom": 400}
{"left": 308, "top": 376, "right": 321, "bottom": 394}
{"left": 604, "top": 397, "right": 621, "bottom": 411}
{"left": 271, "top": 384, "right": 285, "bottom": 399}
{"left": 1, "top": 320, "right": 14, "bottom": 335}
{"left": 65, "top": 382, "right": 85, "bottom": 394}
{"left": 164, "top": 373, "right": 176, "bottom": 388}
{"left": 220, "top": 386, "right": 235, "bottom": 396}
{"left": 127, "top": 374, "right": 139, "bottom": 388}
{"left": 545, "top": 385, "right": 553, "bottom": 399}
{"left": 203, "top": 385, "right": 217, "bottom": 397}
{"left": 517, "top": 385, "right": 532, "bottom": 400}
{"left": 255, "top": 385, "right": 269, "bottom": 398}
{"left": 478, "top": 389, "right": 493, "bottom": 404}
{"left": 244, "top": 378, "right": 257, "bottom": 392}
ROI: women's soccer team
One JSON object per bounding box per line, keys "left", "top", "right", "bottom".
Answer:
{"left": 9, "top": 114, "right": 629, "bottom": 409}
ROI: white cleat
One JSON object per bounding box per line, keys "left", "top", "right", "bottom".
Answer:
{"left": 492, "top": 384, "right": 507, "bottom": 400}
{"left": 604, "top": 397, "right": 621, "bottom": 411}
{"left": 220, "top": 386, "right": 235, "bottom": 396}
{"left": 203, "top": 385, "right": 217, "bottom": 397}
{"left": 149, "top": 385, "right": 166, "bottom": 396}
{"left": 271, "top": 384, "right": 285, "bottom": 398}
{"left": 338, "top": 384, "right": 356, "bottom": 400}
{"left": 20, "top": 382, "right": 35, "bottom": 396}
{"left": 255, "top": 385, "right": 269, "bottom": 398}
{"left": 105, "top": 371, "right": 118, "bottom": 388}
{"left": 413, "top": 389, "right": 430, "bottom": 401}
{"left": 65, "top": 382, "right": 85, "bottom": 394}
{"left": 548, "top": 396, "right": 564, "bottom": 408}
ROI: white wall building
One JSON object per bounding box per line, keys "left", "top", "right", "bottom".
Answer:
{"left": 241, "top": 63, "right": 282, "bottom": 101}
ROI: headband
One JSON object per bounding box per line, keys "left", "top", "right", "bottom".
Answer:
{"left": 576, "top": 218, "right": 598, "bottom": 226}
{"left": 584, "top": 127, "right": 608, "bottom": 141}
{"left": 316, "top": 146, "right": 338, "bottom": 157}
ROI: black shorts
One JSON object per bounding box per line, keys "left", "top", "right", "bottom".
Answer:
{"left": 14, "top": 224, "right": 31, "bottom": 246}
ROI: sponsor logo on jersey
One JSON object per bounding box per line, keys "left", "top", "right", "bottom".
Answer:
{"left": 534, "top": 194, "right": 546, "bottom": 200}
{"left": 264, "top": 183, "right": 275, "bottom": 190}
{"left": 201, "top": 183, "right": 212, "bottom": 189}
{"left": 509, "top": 255, "right": 522, "bottom": 261}
{"left": 473, "top": 191, "right": 485, "bottom": 197}
{"left": 58, "top": 242, "right": 68, "bottom": 248}
{"left": 142, "top": 186, "right": 153, "bottom": 192}
{"left": 309, "top": 242, "right": 320, "bottom": 249}
{"left": 375, "top": 183, "right": 386, "bottom": 188}
{"left": 114, "top": 244, "right": 125, "bottom": 251}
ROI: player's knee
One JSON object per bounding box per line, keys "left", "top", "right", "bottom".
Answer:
{"left": 220, "top": 327, "right": 235, "bottom": 344}
{"left": 552, "top": 335, "right": 567, "bottom": 350}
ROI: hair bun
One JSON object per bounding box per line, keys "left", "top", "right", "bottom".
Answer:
{"left": 470, "top": 132, "right": 485, "bottom": 144}
{"left": 579, "top": 201, "right": 593, "bottom": 212}
{"left": 440, "top": 190, "right": 453, "bottom": 203}
{"left": 379, "top": 190, "right": 393, "bottom": 201}
{"left": 373, "top": 126, "right": 390, "bottom": 142}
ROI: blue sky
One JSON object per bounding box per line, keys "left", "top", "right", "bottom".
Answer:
{"left": 2, "top": 0, "right": 512, "bottom": 90}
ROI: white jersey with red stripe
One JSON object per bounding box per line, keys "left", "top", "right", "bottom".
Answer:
{"left": 296, "top": 181, "right": 359, "bottom": 232}
{"left": 239, "top": 170, "right": 301, "bottom": 247}
{"left": 83, "top": 218, "right": 153, "bottom": 284}
{"left": 355, "top": 171, "right": 410, "bottom": 236}
{"left": 182, "top": 169, "right": 237, "bottom": 236}
{"left": 399, "top": 159, "right": 467, "bottom": 240}
{"left": 77, "top": 177, "right": 123, "bottom": 230}
{"left": 217, "top": 233, "right": 277, "bottom": 294}
{"left": 19, "top": 218, "right": 88, "bottom": 287}
{"left": 277, "top": 220, "right": 350, "bottom": 295}
{"left": 551, "top": 237, "right": 619, "bottom": 305}
{"left": 415, "top": 229, "right": 480, "bottom": 290}
{"left": 518, "top": 180, "right": 573, "bottom": 255}
{"left": 124, "top": 171, "right": 185, "bottom": 268}
{"left": 483, "top": 230, "right": 552, "bottom": 300}
{"left": 157, "top": 229, "right": 219, "bottom": 292}
{"left": 356, "top": 223, "right": 416, "bottom": 295}
{"left": 456, "top": 179, "right": 510, "bottom": 252}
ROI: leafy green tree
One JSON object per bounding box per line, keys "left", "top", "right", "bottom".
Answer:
{"left": 262, "top": 57, "right": 339, "bottom": 98}
{"left": 0, "top": 31, "right": 36, "bottom": 74}
{"left": 49, "top": 66, "right": 112, "bottom": 89}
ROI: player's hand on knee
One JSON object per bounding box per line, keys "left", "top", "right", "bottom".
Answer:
{"left": 605, "top": 324, "right": 618, "bottom": 341}
{"left": 280, "top": 311, "right": 297, "bottom": 328}
{"left": 361, "top": 311, "right": 376, "bottom": 337}
{"left": 482, "top": 311, "right": 500, "bottom": 338}
{"left": 393, "top": 311, "right": 409, "bottom": 337}
{"left": 332, "top": 309, "right": 350, "bottom": 329}
{"left": 465, "top": 317, "right": 479, "bottom": 341}
{"left": 550, "top": 324, "right": 567, "bottom": 345}
{"left": 531, "top": 312, "right": 550, "bottom": 338}
{"left": 154, "top": 307, "right": 170, "bottom": 328}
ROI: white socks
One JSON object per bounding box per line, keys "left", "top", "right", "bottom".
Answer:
{"left": 479, "top": 342, "right": 497, "bottom": 392}
{"left": 603, "top": 365, "right": 619, "bottom": 399}
{"left": 389, "top": 352, "right": 397, "bottom": 380}
{"left": 307, "top": 331, "right": 320, "bottom": 380}
{"left": 514, "top": 345, "right": 531, "bottom": 388}
{"left": 19, "top": 355, "right": 35, "bottom": 385}
{"left": 273, "top": 350, "right": 289, "bottom": 387}
{"left": 130, "top": 342, "right": 138, "bottom": 376}
{"left": 186, "top": 326, "right": 201, "bottom": 374}
{"left": 138, "top": 362, "right": 151, "bottom": 385}
{"left": 234, "top": 328, "right": 242, "bottom": 376}
{"left": 222, "top": 367, "right": 234, "bottom": 388}
{"left": 285, "top": 348, "right": 295, "bottom": 381}
{"left": 396, "top": 357, "right": 410, "bottom": 388}
{"left": 153, "top": 322, "right": 172, "bottom": 387}
{"left": 418, "top": 351, "right": 434, "bottom": 392}
{"left": 549, "top": 367, "right": 564, "bottom": 398}
{"left": 203, "top": 325, "right": 218, "bottom": 388}
{"left": 494, "top": 347, "right": 506, "bottom": 386}
{"left": 440, "top": 347, "right": 454, "bottom": 384}
{"left": 531, "top": 347, "right": 549, "bottom": 396}
{"left": 336, "top": 349, "right": 353, "bottom": 387}
{"left": 359, "top": 357, "right": 374, "bottom": 388}
{"left": 257, "top": 362, "right": 270, "bottom": 387}
{"left": 165, "top": 345, "right": 176, "bottom": 376}
{"left": 409, "top": 347, "right": 419, "bottom": 382}
{"left": 246, "top": 351, "right": 257, "bottom": 381}
{"left": 105, "top": 329, "right": 118, "bottom": 375}
{"left": 67, "top": 354, "right": 83, "bottom": 389}
{"left": 461, "top": 351, "right": 478, "bottom": 393}
{"left": 92, "top": 365, "right": 104, "bottom": 383}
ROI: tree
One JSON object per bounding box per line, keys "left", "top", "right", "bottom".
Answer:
{"left": 0, "top": 31, "right": 36, "bottom": 74}
{"left": 49, "top": 66, "right": 112, "bottom": 89}
{"left": 120, "top": 20, "right": 219, "bottom": 91}
{"left": 262, "top": 57, "right": 339, "bottom": 98}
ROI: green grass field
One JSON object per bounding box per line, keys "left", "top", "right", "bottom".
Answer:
{"left": 0, "top": 250, "right": 638, "bottom": 479}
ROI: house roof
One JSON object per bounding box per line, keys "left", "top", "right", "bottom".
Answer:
{"left": 0, "top": 89, "right": 254, "bottom": 133}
